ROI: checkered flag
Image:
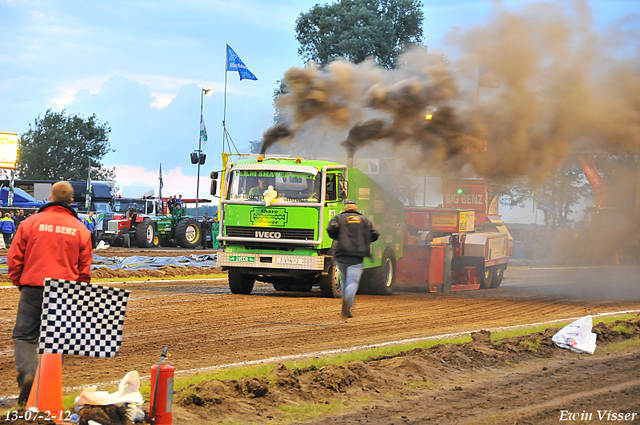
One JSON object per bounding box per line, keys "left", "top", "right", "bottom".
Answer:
{"left": 39, "top": 278, "right": 130, "bottom": 358}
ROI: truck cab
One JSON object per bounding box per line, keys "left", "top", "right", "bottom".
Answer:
{"left": 217, "top": 156, "right": 404, "bottom": 297}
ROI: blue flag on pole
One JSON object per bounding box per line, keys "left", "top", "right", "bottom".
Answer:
{"left": 226, "top": 45, "right": 258, "bottom": 81}
{"left": 536, "top": 196, "right": 556, "bottom": 216}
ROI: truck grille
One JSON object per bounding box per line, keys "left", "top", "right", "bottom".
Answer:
{"left": 226, "top": 226, "right": 315, "bottom": 241}
{"left": 108, "top": 221, "right": 120, "bottom": 232}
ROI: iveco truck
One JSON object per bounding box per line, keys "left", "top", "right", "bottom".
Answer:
{"left": 214, "top": 156, "right": 404, "bottom": 297}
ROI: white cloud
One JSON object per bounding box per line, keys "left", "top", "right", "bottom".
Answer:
{"left": 51, "top": 76, "right": 107, "bottom": 108}
{"left": 150, "top": 92, "right": 176, "bottom": 109}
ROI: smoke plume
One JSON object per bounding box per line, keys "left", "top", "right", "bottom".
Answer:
{"left": 261, "top": 1, "right": 640, "bottom": 183}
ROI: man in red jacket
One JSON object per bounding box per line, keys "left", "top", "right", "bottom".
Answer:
{"left": 9, "top": 181, "right": 93, "bottom": 405}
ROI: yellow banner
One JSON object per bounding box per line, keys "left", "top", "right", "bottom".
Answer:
{"left": 432, "top": 213, "right": 457, "bottom": 228}
{"left": 0, "top": 133, "right": 18, "bottom": 169}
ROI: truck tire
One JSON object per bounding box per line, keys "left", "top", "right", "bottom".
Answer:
{"left": 480, "top": 266, "right": 496, "bottom": 289}
{"left": 491, "top": 265, "right": 506, "bottom": 288}
{"left": 135, "top": 218, "right": 158, "bottom": 248}
{"left": 228, "top": 270, "right": 255, "bottom": 294}
{"left": 175, "top": 218, "right": 201, "bottom": 248}
{"left": 319, "top": 263, "right": 341, "bottom": 298}
{"left": 369, "top": 248, "right": 396, "bottom": 295}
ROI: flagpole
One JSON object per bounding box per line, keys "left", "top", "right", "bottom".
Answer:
{"left": 223, "top": 44, "right": 229, "bottom": 155}
{"left": 8, "top": 169, "right": 15, "bottom": 208}
{"left": 158, "top": 163, "right": 163, "bottom": 215}
{"left": 85, "top": 158, "right": 92, "bottom": 211}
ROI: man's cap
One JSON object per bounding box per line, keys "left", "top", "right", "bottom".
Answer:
{"left": 345, "top": 199, "right": 357, "bottom": 205}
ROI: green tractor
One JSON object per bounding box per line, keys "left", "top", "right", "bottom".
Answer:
{"left": 105, "top": 202, "right": 202, "bottom": 248}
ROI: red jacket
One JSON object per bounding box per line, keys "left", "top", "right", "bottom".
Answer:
{"left": 8, "top": 204, "right": 93, "bottom": 287}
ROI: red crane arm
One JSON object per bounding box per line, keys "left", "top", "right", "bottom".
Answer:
{"left": 577, "top": 154, "right": 609, "bottom": 208}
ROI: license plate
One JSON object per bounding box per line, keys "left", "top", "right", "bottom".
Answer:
{"left": 229, "top": 255, "right": 255, "bottom": 262}
{"left": 276, "top": 257, "right": 303, "bottom": 265}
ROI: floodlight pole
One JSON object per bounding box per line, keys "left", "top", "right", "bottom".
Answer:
{"left": 196, "top": 88, "right": 212, "bottom": 220}
{"left": 196, "top": 88, "right": 204, "bottom": 220}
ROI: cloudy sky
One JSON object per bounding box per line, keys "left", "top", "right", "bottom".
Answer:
{"left": 1, "top": 0, "right": 637, "bottom": 221}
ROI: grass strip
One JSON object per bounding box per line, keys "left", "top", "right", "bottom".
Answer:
{"left": 4, "top": 312, "right": 637, "bottom": 416}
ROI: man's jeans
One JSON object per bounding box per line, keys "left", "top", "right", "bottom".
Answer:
{"left": 12, "top": 286, "right": 43, "bottom": 387}
{"left": 335, "top": 261, "right": 364, "bottom": 312}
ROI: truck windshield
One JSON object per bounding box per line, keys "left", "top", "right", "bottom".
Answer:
{"left": 93, "top": 202, "right": 113, "bottom": 213}
{"left": 228, "top": 170, "right": 321, "bottom": 203}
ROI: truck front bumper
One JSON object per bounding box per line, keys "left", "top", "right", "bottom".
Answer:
{"left": 218, "top": 251, "right": 325, "bottom": 271}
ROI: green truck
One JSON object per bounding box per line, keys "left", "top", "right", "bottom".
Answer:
{"left": 214, "top": 156, "right": 404, "bottom": 297}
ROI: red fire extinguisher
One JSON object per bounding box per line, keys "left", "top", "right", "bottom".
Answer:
{"left": 150, "top": 347, "right": 174, "bottom": 425}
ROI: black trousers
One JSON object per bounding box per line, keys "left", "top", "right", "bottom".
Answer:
{"left": 12, "top": 286, "right": 44, "bottom": 387}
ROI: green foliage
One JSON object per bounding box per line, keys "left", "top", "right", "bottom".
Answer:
{"left": 272, "top": 78, "right": 287, "bottom": 126}
{"left": 295, "top": 0, "right": 424, "bottom": 69}
{"left": 248, "top": 140, "right": 262, "bottom": 154}
{"left": 496, "top": 158, "right": 591, "bottom": 227}
{"left": 18, "top": 109, "right": 116, "bottom": 181}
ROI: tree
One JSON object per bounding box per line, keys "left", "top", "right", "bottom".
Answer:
{"left": 497, "top": 159, "right": 591, "bottom": 227}
{"left": 18, "top": 109, "right": 116, "bottom": 181}
{"left": 295, "top": 0, "right": 424, "bottom": 69}
{"left": 249, "top": 140, "right": 262, "bottom": 154}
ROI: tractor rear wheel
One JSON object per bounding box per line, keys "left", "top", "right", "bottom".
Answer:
{"left": 319, "top": 262, "right": 341, "bottom": 298}
{"left": 490, "top": 265, "right": 506, "bottom": 288}
{"left": 135, "top": 218, "right": 157, "bottom": 248}
{"left": 480, "top": 266, "right": 496, "bottom": 289}
{"left": 175, "top": 218, "right": 201, "bottom": 248}
{"left": 228, "top": 270, "right": 255, "bottom": 294}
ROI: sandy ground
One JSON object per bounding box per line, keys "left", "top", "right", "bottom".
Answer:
{"left": 1, "top": 254, "right": 639, "bottom": 423}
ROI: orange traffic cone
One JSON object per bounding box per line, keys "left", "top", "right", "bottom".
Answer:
{"left": 26, "top": 353, "right": 64, "bottom": 423}
{"left": 615, "top": 251, "right": 620, "bottom": 265}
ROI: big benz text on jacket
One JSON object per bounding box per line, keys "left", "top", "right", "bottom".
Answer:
{"left": 8, "top": 202, "right": 93, "bottom": 287}
{"left": 326, "top": 210, "right": 380, "bottom": 262}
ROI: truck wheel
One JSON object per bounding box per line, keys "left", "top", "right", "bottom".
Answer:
{"left": 491, "top": 265, "right": 506, "bottom": 288}
{"left": 319, "top": 263, "right": 341, "bottom": 298}
{"left": 480, "top": 266, "right": 496, "bottom": 289}
{"left": 369, "top": 248, "right": 396, "bottom": 295}
{"left": 228, "top": 270, "right": 255, "bottom": 294}
{"left": 175, "top": 218, "right": 201, "bottom": 248}
{"left": 135, "top": 218, "right": 157, "bottom": 248}
{"left": 123, "top": 234, "right": 131, "bottom": 248}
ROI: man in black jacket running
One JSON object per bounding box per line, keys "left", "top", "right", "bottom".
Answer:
{"left": 327, "top": 199, "right": 380, "bottom": 319}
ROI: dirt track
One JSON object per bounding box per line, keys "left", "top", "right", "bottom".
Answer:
{"left": 1, "top": 258, "right": 640, "bottom": 423}
{"left": 1, "top": 265, "right": 639, "bottom": 393}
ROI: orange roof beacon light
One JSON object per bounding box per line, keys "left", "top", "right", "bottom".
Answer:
{"left": 295, "top": 157, "right": 303, "bottom": 163}
{"left": 257, "top": 156, "right": 264, "bottom": 162}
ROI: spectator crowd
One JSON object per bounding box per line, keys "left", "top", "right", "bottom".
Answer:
{"left": 0, "top": 210, "right": 32, "bottom": 248}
